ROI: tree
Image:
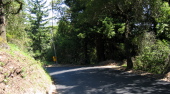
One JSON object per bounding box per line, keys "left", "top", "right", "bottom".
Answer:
{"left": 56, "top": 0, "right": 170, "bottom": 72}
{"left": 27, "top": 0, "right": 50, "bottom": 60}
{"left": 163, "top": 0, "right": 170, "bottom": 6}
{"left": 6, "top": 11, "right": 30, "bottom": 50}
{"left": 0, "top": 0, "right": 23, "bottom": 48}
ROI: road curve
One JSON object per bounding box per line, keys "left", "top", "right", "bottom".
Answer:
{"left": 46, "top": 66, "right": 170, "bottom": 94}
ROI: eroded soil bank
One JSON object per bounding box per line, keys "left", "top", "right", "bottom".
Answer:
{"left": 0, "top": 47, "right": 55, "bottom": 94}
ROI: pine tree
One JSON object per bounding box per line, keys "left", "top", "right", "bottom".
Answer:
{"left": 27, "top": 0, "right": 50, "bottom": 60}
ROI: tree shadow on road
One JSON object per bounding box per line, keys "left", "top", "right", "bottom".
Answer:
{"left": 47, "top": 67, "right": 170, "bottom": 94}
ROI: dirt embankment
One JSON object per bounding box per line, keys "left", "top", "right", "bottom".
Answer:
{"left": 0, "top": 48, "right": 55, "bottom": 94}
{"left": 99, "top": 60, "right": 170, "bottom": 82}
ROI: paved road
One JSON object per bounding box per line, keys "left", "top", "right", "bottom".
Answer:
{"left": 46, "top": 66, "right": 170, "bottom": 94}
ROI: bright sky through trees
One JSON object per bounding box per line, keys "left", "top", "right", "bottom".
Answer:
{"left": 47, "top": 0, "right": 68, "bottom": 26}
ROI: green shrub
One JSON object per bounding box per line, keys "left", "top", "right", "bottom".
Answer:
{"left": 134, "top": 32, "right": 170, "bottom": 74}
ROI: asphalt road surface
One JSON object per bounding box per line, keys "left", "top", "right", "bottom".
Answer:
{"left": 46, "top": 66, "right": 170, "bottom": 94}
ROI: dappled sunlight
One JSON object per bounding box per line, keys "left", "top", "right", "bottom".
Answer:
{"left": 115, "top": 87, "right": 155, "bottom": 94}
{"left": 86, "top": 88, "right": 104, "bottom": 94}
{"left": 49, "top": 66, "right": 113, "bottom": 76}
{"left": 57, "top": 85, "right": 77, "bottom": 90}
{"left": 152, "top": 80, "right": 170, "bottom": 85}
{"left": 56, "top": 85, "right": 78, "bottom": 94}
{"left": 46, "top": 67, "right": 170, "bottom": 94}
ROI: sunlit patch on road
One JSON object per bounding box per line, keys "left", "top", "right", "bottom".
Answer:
{"left": 46, "top": 67, "right": 170, "bottom": 94}
{"left": 49, "top": 66, "right": 113, "bottom": 75}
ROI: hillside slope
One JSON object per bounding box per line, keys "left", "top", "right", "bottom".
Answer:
{"left": 0, "top": 44, "right": 54, "bottom": 94}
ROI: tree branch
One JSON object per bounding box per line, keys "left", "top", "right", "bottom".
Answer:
{"left": 3, "top": 1, "right": 12, "bottom": 7}
{"left": 11, "top": 0, "right": 23, "bottom": 14}
{"left": 115, "top": 4, "right": 127, "bottom": 19}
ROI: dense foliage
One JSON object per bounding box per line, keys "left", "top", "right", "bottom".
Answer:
{"left": 52, "top": 0, "right": 170, "bottom": 73}
{"left": 0, "top": 0, "right": 170, "bottom": 74}
{"left": 0, "top": 0, "right": 23, "bottom": 48}
{"left": 26, "top": 0, "right": 52, "bottom": 60}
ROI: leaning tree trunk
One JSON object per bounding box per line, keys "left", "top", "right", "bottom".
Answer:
{"left": 0, "top": 1, "right": 8, "bottom": 48}
{"left": 0, "top": 14, "right": 6, "bottom": 41}
{"left": 0, "top": 0, "right": 22, "bottom": 48}
{"left": 124, "top": 19, "right": 133, "bottom": 70}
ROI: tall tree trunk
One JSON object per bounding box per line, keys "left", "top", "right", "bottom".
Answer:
{"left": 0, "top": 0, "right": 22, "bottom": 48}
{"left": 0, "top": 14, "right": 6, "bottom": 41}
{"left": 84, "top": 36, "right": 90, "bottom": 65}
{"left": 0, "top": 1, "right": 8, "bottom": 48}
{"left": 125, "top": 19, "right": 133, "bottom": 70}
{"left": 152, "top": 20, "right": 157, "bottom": 35}
{"left": 96, "top": 33, "right": 105, "bottom": 62}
